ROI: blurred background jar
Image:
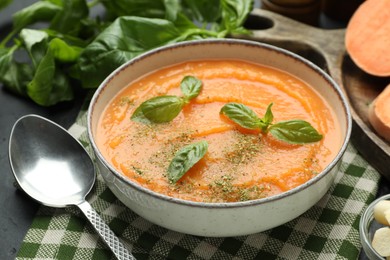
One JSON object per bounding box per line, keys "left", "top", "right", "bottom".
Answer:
{"left": 321, "top": 0, "right": 364, "bottom": 22}
{"left": 260, "top": 0, "right": 364, "bottom": 26}
{"left": 260, "top": 0, "right": 322, "bottom": 26}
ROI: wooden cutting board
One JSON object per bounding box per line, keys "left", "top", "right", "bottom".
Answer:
{"left": 238, "top": 8, "right": 390, "bottom": 181}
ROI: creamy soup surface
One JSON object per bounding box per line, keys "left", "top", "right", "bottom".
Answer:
{"left": 96, "top": 60, "right": 342, "bottom": 202}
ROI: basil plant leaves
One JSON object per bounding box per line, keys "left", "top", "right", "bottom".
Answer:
{"left": 0, "top": 0, "right": 254, "bottom": 106}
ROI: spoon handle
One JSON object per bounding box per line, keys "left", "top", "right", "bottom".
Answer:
{"left": 78, "top": 200, "right": 136, "bottom": 260}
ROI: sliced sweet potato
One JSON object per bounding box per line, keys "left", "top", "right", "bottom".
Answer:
{"left": 368, "top": 84, "right": 390, "bottom": 141}
{"left": 345, "top": 0, "right": 390, "bottom": 76}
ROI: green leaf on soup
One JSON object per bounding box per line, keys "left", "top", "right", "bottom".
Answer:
{"left": 130, "top": 105, "right": 152, "bottom": 124}
{"left": 220, "top": 103, "right": 265, "bottom": 130}
{"left": 259, "top": 102, "right": 274, "bottom": 132}
{"left": 131, "top": 76, "right": 203, "bottom": 124}
{"left": 221, "top": 102, "right": 323, "bottom": 144}
{"left": 168, "top": 141, "right": 208, "bottom": 183}
{"left": 269, "top": 120, "right": 323, "bottom": 144}
{"left": 135, "top": 95, "right": 185, "bottom": 123}
{"left": 180, "top": 75, "right": 202, "bottom": 100}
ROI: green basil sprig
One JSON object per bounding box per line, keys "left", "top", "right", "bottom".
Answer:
{"left": 0, "top": 0, "right": 253, "bottom": 106}
{"left": 167, "top": 140, "right": 208, "bottom": 183}
{"left": 131, "top": 75, "right": 202, "bottom": 123}
{"left": 220, "top": 102, "right": 323, "bottom": 144}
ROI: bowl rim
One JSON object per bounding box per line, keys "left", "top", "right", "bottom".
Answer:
{"left": 359, "top": 193, "right": 390, "bottom": 258}
{"left": 87, "top": 38, "right": 352, "bottom": 208}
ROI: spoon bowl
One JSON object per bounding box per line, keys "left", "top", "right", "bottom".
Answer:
{"left": 9, "top": 114, "right": 95, "bottom": 207}
{"left": 9, "top": 114, "right": 134, "bottom": 260}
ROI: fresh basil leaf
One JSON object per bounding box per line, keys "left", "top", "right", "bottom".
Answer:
{"left": 27, "top": 43, "right": 73, "bottom": 106}
{"left": 259, "top": 103, "right": 273, "bottom": 131}
{"left": 49, "top": 0, "right": 89, "bottom": 35}
{"left": 164, "top": 0, "right": 181, "bottom": 21}
{"left": 137, "top": 95, "right": 184, "bottom": 123}
{"left": 182, "top": 0, "right": 221, "bottom": 24}
{"left": 2, "top": 0, "right": 254, "bottom": 107}
{"left": 17, "top": 29, "right": 75, "bottom": 105}
{"left": 13, "top": 1, "right": 61, "bottom": 32}
{"left": 100, "top": 0, "right": 166, "bottom": 18}
{"left": 0, "top": 48, "right": 11, "bottom": 72}
{"left": 47, "top": 0, "right": 62, "bottom": 5}
{"left": 172, "top": 12, "right": 198, "bottom": 31}
{"left": 0, "top": 0, "right": 13, "bottom": 11}
{"left": 220, "top": 103, "right": 264, "bottom": 130}
{"left": 172, "top": 14, "right": 220, "bottom": 40}
{"left": 78, "top": 16, "right": 187, "bottom": 88}
{"left": 20, "top": 29, "right": 49, "bottom": 67}
{"left": 20, "top": 29, "right": 48, "bottom": 49}
{"left": 1, "top": 1, "right": 61, "bottom": 47}
{"left": 49, "top": 38, "right": 82, "bottom": 63}
{"left": 220, "top": 0, "right": 253, "bottom": 35}
{"left": 180, "top": 75, "right": 202, "bottom": 100}
{"left": 44, "top": 28, "right": 89, "bottom": 47}
{"left": 131, "top": 76, "right": 202, "bottom": 123}
{"left": 0, "top": 47, "right": 33, "bottom": 96}
{"left": 168, "top": 140, "right": 208, "bottom": 183}
{"left": 269, "top": 120, "right": 323, "bottom": 144}
{"left": 130, "top": 105, "right": 152, "bottom": 124}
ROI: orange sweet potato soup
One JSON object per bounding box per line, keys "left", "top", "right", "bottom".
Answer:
{"left": 96, "top": 60, "right": 341, "bottom": 203}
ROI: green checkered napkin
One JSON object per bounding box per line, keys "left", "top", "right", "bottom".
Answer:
{"left": 17, "top": 108, "right": 381, "bottom": 260}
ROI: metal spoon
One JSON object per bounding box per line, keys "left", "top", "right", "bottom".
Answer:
{"left": 9, "top": 114, "right": 135, "bottom": 260}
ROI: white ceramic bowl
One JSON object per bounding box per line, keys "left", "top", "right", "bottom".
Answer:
{"left": 87, "top": 39, "right": 352, "bottom": 237}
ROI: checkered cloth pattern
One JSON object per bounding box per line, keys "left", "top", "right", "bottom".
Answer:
{"left": 16, "top": 107, "right": 381, "bottom": 260}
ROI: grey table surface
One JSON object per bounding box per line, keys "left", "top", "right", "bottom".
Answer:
{"left": 0, "top": 1, "right": 85, "bottom": 259}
